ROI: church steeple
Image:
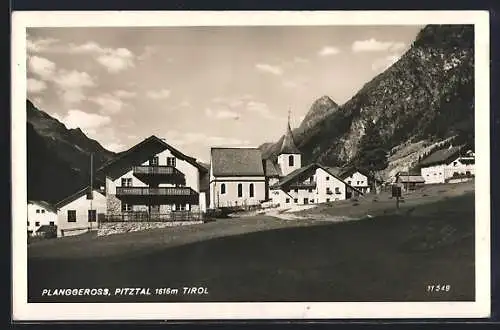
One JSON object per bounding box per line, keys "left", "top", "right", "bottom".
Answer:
{"left": 279, "top": 109, "right": 300, "bottom": 155}
{"left": 277, "top": 109, "right": 302, "bottom": 176}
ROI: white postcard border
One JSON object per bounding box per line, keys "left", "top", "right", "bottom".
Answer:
{"left": 11, "top": 10, "right": 491, "bottom": 320}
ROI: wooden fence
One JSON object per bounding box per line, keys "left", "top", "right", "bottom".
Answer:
{"left": 102, "top": 211, "right": 204, "bottom": 223}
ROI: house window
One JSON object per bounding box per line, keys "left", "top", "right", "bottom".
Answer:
{"left": 326, "top": 198, "right": 330, "bottom": 203}
{"left": 347, "top": 180, "right": 351, "bottom": 185}
{"left": 36, "top": 209, "right": 40, "bottom": 213}
{"left": 294, "top": 188, "right": 298, "bottom": 193}
{"left": 238, "top": 183, "right": 243, "bottom": 197}
{"left": 326, "top": 187, "right": 332, "bottom": 194}
{"left": 35, "top": 222, "right": 40, "bottom": 227}
{"left": 294, "top": 198, "right": 298, "bottom": 203}
{"left": 67, "top": 210, "right": 76, "bottom": 222}
{"left": 88, "top": 210, "right": 97, "bottom": 222}
{"left": 308, "top": 189, "right": 312, "bottom": 193}
{"left": 466, "top": 171, "right": 471, "bottom": 175}
{"left": 149, "top": 156, "right": 159, "bottom": 166}
{"left": 249, "top": 183, "right": 254, "bottom": 197}
{"left": 288, "top": 155, "right": 294, "bottom": 167}
{"left": 122, "top": 203, "right": 133, "bottom": 212}
{"left": 27, "top": 221, "right": 29, "bottom": 226}
{"left": 220, "top": 183, "right": 226, "bottom": 194}
{"left": 326, "top": 176, "right": 330, "bottom": 181}
{"left": 41, "top": 209, "right": 45, "bottom": 213}
{"left": 303, "top": 198, "right": 309, "bottom": 204}
{"left": 49, "top": 221, "right": 55, "bottom": 226}
{"left": 335, "top": 187, "right": 341, "bottom": 194}
{"left": 286, "top": 198, "right": 290, "bottom": 203}
{"left": 176, "top": 204, "right": 186, "bottom": 211}
{"left": 121, "top": 178, "right": 132, "bottom": 187}
{"left": 167, "top": 157, "right": 176, "bottom": 167}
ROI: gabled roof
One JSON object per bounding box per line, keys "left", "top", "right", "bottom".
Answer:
{"left": 264, "top": 159, "right": 282, "bottom": 177}
{"left": 97, "top": 135, "right": 206, "bottom": 180}
{"left": 211, "top": 148, "right": 265, "bottom": 177}
{"left": 54, "top": 183, "right": 105, "bottom": 209}
{"left": 28, "top": 200, "right": 56, "bottom": 213}
{"left": 419, "top": 145, "right": 464, "bottom": 167}
{"left": 271, "top": 163, "right": 364, "bottom": 194}
{"left": 279, "top": 121, "right": 300, "bottom": 155}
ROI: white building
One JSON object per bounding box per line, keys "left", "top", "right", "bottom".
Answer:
{"left": 27, "top": 200, "right": 57, "bottom": 237}
{"left": 96, "top": 135, "right": 208, "bottom": 221}
{"left": 209, "top": 148, "right": 266, "bottom": 208}
{"left": 54, "top": 186, "right": 107, "bottom": 237}
{"left": 419, "top": 146, "right": 475, "bottom": 184}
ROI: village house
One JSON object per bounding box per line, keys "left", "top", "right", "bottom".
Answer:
{"left": 326, "top": 167, "right": 374, "bottom": 195}
{"left": 209, "top": 148, "right": 266, "bottom": 208}
{"left": 27, "top": 200, "right": 57, "bottom": 237}
{"left": 419, "top": 145, "right": 475, "bottom": 184}
{"left": 53, "top": 185, "right": 107, "bottom": 237}
{"left": 394, "top": 171, "right": 426, "bottom": 191}
{"left": 96, "top": 135, "right": 208, "bottom": 222}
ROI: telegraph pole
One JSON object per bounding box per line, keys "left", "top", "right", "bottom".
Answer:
{"left": 89, "top": 152, "right": 94, "bottom": 231}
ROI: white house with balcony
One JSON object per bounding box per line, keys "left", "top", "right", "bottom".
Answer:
{"left": 419, "top": 145, "right": 475, "bottom": 184}
{"left": 96, "top": 135, "right": 208, "bottom": 221}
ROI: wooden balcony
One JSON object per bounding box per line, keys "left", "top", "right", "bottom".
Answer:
{"left": 116, "top": 186, "right": 199, "bottom": 204}
{"left": 132, "top": 165, "right": 185, "bottom": 185}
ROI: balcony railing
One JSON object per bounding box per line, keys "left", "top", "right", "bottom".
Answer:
{"left": 133, "top": 165, "right": 178, "bottom": 175}
{"left": 116, "top": 186, "right": 196, "bottom": 196}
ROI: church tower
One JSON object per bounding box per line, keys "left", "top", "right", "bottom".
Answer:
{"left": 277, "top": 110, "right": 302, "bottom": 176}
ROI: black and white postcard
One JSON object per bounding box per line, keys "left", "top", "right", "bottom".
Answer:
{"left": 12, "top": 10, "right": 491, "bottom": 320}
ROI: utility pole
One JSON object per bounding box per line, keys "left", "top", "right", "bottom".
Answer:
{"left": 89, "top": 152, "right": 94, "bottom": 231}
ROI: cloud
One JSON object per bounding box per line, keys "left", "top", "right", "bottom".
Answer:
{"left": 28, "top": 56, "right": 56, "bottom": 80}
{"left": 27, "top": 37, "right": 59, "bottom": 52}
{"left": 103, "top": 142, "right": 126, "bottom": 152}
{"left": 318, "top": 46, "right": 340, "bottom": 56}
{"left": 51, "top": 69, "right": 96, "bottom": 105}
{"left": 27, "top": 38, "right": 136, "bottom": 73}
{"left": 205, "top": 107, "right": 240, "bottom": 120}
{"left": 113, "top": 89, "right": 136, "bottom": 99}
{"left": 54, "top": 109, "right": 111, "bottom": 132}
{"left": 147, "top": 89, "right": 171, "bottom": 100}
{"left": 164, "top": 131, "right": 250, "bottom": 147}
{"left": 255, "top": 63, "right": 283, "bottom": 75}
{"left": 352, "top": 38, "right": 406, "bottom": 52}
{"left": 27, "top": 78, "right": 47, "bottom": 94}
{"left": 138, "top": 46, "right": 157, "bottom": 61}
{"left": 89, "top": 93, "right": 127, "bottom": 114}
{"left": 96, "top": 48, "right": 135, "bottom": 73}
{"left": 371, "top": 55, "right": 400, "bottom": 71}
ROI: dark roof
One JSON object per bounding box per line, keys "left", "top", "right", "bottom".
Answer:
{"left": 264, "top": 159, "right": 282, "bottom": 177}
{"left": 211, "top": 148, "right": 265, "bottom": 177}
{"left": 279, "top": 122, "right": 300, "bottom": 154}
{"left": 28, "top": 200, "right": 56, "bottom": 213}
{"left": 97, "top": 135, "right": 206, "bottom": 180}
{"left": 324, "top": 166, "right": 342, "bottom": 176}
{"left": 271, "top": 162, "right": 364, "bottom": 194}
{"left": 54, "top": 184, "right": 105, "bottom": 209}
{"left": 419, "top": 145, "right": 464, "bottom": 167}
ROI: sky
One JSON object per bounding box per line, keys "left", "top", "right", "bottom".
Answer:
{"left": 26, "top": 25, "right": 423, "bottom": 163}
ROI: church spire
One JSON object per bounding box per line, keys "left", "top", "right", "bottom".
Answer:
{"left": 279, "top": 109, "right": 300, "bottom": 154}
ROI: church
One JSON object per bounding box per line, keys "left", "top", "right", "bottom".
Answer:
{"left": 266, "top": 117, "right": 363, "bottom": 207}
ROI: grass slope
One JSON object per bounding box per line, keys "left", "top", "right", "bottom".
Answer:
{"left": 28, "top": 191, "right": 474, "bottom": 303}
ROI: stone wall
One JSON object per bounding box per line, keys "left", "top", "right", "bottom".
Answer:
{"left": 98, "top": 221, "right": 204, "bottom": 237}
{"left": 107, "top": 194, "right": 122, "bottom": 215}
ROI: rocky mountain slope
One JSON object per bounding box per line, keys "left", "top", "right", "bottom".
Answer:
{"left": 260, "top": 24, "right": 475, "bottom": 179}
{"left": 27, "top": 100, "right": 116, "bottom": 203}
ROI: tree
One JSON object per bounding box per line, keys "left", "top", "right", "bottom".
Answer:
{"left": 353, "top": 121, "right": 389, "bottom": 192}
